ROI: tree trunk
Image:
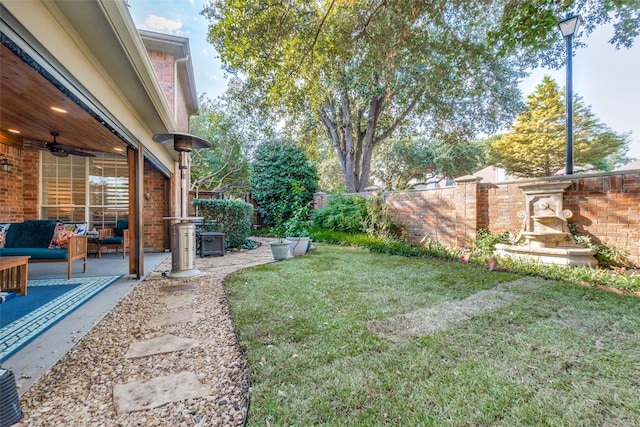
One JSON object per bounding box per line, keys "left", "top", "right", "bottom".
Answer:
{"left": 319, "top": 90, "right": 418, "bottom": 193}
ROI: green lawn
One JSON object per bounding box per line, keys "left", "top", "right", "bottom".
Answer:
{"left": 225, "top": 244, "right": 640, "bottom": 426}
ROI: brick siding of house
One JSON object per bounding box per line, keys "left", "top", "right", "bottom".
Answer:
{"left": 147, "top": 49, "right": 175, "bottom": 115}
{"left": 0, "top": 144, "right": 25, "bottom": 222}
{"left": 143, "top": 160, "right": 170, "bottom": 252}
{"left": 145, "top": 48, "right": 191, "bottom": 132}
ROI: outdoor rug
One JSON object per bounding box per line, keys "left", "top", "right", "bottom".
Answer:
{"left": 0, "top": 276, "right": 121, "bottom": 362}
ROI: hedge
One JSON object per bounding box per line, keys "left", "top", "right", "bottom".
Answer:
{"left": 192, "top": 198, "right": 253, "bottom": 248}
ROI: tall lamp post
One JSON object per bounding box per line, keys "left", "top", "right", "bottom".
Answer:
{"left": 558, "top": 13, "right": 582, "bottom": 175}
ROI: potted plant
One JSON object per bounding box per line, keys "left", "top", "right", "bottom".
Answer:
{"left": 269, "top": 235, "right": 291, "bottom": 260}
{"left": 268, "top": 206, "right": 291, "bottom": 261}
{"left": 284, "top": 183, "right": 312, "bottom": 256}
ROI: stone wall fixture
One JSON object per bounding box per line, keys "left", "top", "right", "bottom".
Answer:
{"left": 494, "top": 181, "right": 597, "bottom": 267}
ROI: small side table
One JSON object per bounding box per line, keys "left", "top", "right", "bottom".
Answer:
{"left": 0, "top": 255, "right": 31, "bottom": 296}
{"left": 87, "top": 237, "right": 100, "bottom": 257}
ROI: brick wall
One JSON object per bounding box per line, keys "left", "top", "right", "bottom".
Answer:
{"left": 143, "top": 160, "right": 170, "bottom": 252}
{"left": 146, "top": 49, "right": 175, "bottom": 116}
{"left": 314, "top": 169, "right": 640, "bottom": 265}
{"left": 0, "top": 144, "right": 24, "bottom": 221}
{"left": 386, "top": 187, "right": 458, "bottom": 247}
{"left": 22, "top": 149, "right": 40, "bottom": 219}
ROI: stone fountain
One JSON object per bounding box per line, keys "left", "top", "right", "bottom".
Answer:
{"left": 494, "top": 181, "right": 597, "bottom": 267}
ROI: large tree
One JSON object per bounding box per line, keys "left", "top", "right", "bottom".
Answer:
{"left": 189, "top": 97, "right": 250, "bottom": 196}
{"left": 203, "top": 1, "right": 524, "bottom": 192}
{"left": 487, "top": 76, "right": 630, "bottom": 177}
{"left": 372, "top": 138, "right": 485, "bottom": 190}
{"left": 202, "top": 0, "right": 639, "bottom": 192}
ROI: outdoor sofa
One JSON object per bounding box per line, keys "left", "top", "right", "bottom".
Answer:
{"left": 0, "top": 219, "right": 88, "bottom": 279}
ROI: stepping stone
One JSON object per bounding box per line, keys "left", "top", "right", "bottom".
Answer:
{"left": 148, "top": 309, "right": 206, "bottom": 327}
{"left": 159, "top": 294, "right": 196, "bottom": 309}
{"left": 160, "top": 284, "right": 198, "bottom": 292}
{"left": 125, "top": 334, "right": 201, "bottom": 359}
{"left": 113, "top": 371, "right": 211, "bottom": 414}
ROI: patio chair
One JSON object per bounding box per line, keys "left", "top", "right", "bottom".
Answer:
{"left": 97, "top": 219, "right": 129, "bottom": 258}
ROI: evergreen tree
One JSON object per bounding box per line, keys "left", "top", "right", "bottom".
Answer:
{"left": 250, "top": 139, "right": 319, "bottom": 227}
{"left": 487, "top": 77, "right": 630, "bottom": 177}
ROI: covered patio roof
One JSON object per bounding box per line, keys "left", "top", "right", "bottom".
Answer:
{"left": 0, "top": 0, "right": 198, "bottom": 172}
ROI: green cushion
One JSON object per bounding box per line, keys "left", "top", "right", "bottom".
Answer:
{"left": 12, "top": 220, "right": 57, "bottom": 248}
{"left": 115, "top": 219, "right": 128, "bottom": 237}
{"left": 98, "top": 236, "right": 124, "bottom": 245}
{"left": 0, "top": 247, "right": 68, "bottom": 259}
{"left": 4, "top": 223, "right": 20, "bottom": 248}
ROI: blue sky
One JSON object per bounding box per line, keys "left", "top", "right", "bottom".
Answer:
{"left": 128, "top": 0, "right": 640, "bottom": 159}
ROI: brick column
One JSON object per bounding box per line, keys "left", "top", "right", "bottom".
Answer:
{"left": 313, "top": 192, "right": 328, "bottom": 211}
{"left": 454, "top": 175, "right": 481, "bottom": 248}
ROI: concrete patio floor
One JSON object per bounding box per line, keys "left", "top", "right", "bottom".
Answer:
{"left": 2, "top": 251, "right": 170, "bottom": 395}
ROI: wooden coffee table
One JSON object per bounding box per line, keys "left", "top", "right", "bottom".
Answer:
{"left": 0, "top": 256, "right": 31, "bottom": 296}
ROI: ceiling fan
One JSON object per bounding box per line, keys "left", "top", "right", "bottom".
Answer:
{"left": 29, "top": 132, "right": 96, "bottom": 158}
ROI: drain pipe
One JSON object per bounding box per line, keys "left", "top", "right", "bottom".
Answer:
{"left": 174, "top": 54, "right": 190, "bottom": 122}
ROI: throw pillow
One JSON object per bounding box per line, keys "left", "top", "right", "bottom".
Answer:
{"left": 49, "top": 223, "right": 80, "bottom": 249}
{"left": 67, "top": 222, "right": 87, "bottom": 236}
{"left": 0, "top": 223, "right": 10, "bottom": 249}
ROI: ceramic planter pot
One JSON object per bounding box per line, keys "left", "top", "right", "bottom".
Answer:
{"left": 286, "top": 237, "right": 310, "bottom": 256}
{"left": 269, "top": 240, "right": 291, "bottom": 260}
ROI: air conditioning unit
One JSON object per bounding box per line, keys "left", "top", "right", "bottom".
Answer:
{"left": 0, "top": 369, "right": 22, "bottom": 427}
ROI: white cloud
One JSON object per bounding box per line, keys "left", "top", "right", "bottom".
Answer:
{"left": 144, "top": 14, "right": 183, "bottom": 34}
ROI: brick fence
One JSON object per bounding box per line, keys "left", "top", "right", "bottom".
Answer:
{"left": 314, "top": 170, "right": 640, "bottom": 265}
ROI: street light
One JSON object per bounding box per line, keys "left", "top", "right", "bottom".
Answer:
{"left": 558, "top": 13, "right": 582, "bottom": 175}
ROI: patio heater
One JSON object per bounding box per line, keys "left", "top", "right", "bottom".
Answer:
{"left": 153, "top": 132, "right": 211, "bottom": 278}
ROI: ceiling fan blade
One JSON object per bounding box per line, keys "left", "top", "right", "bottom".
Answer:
{"left": 69, "top": 150, "right": 96, "bottom": 157}
{"left": 51, "top": 150, "right": 69, "bottom": 158}
{"left": 24, "top": 133, "right": 95, "bottom": 157}
{"left": 53, "top": 143, "right": 79, "bottom": 152}
{"left": 23, "top": 139, "right": 48, "bottom": 149}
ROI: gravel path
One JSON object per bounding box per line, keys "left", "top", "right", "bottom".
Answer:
{"left": 13, "top": 239, "right": 275, "bottom": 427}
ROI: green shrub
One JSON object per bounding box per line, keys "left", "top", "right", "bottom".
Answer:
{"left": 573, "top": 235, "right": 632, "bottom": 269}
{"left": 420, "top": 236, "right": 461, "bottom": 260}
{"left": 310, "top": 228, "right": 639, "bottom": 293}
{"left": 312, "top": 194, "right": 368, "bottom": 233}
{"left": 566, "top": 222, "right": 633, "bottom": 269}
{"left": 472, "top": 228, "right": 511, "bottom": 261}
{"left": 283, "top": 182, "right": 313, "bottom": 237}
{"left": 363, "top": 194, "right": 401, "bottom": 239}
{"left": 250, "top": 139, "right": 318, "bottom": 227}
{"left": 193, "top": 198, "right": 253, "bottom": 248}
{"left": 310, "top": 229, "right": 459, "bottom": 260}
